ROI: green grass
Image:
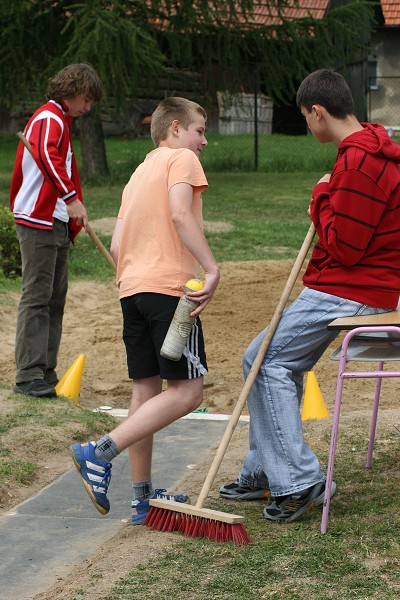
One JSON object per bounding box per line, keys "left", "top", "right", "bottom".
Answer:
{"left": 0, "top": 133, "right": 326, "bottom": 282}
{"left": 1, "top": 130, "right": 398, "bottom": 272}
{"left": 86, "top": 133, "right": 339, "bottom": 178}
{"left": 0, "top": 393, "right": 115, "bottom": 491}
{"left": 1, "top": 130, "right": 400, "bottom": 599}
{"left": 0, "top": 459, "right": 36, "bottom": 485}
{"left": 203, "top": 171, "right": 314, "bottom": 261}
{"left": 95, "top": 422, "right": 400, "bottom": 600}
{"left": 0, "top": 129, "right": 336, "bottom": 189}
{"left": 66, "top": 169, "right": 316, "bottom": 279}
{"left": 0, "top": 129, "right": 324, "bottom": 279}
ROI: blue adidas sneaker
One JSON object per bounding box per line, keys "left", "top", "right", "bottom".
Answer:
{"left": 70, "top": 442, "right": 112, "bottom": 515}
{"left": 131, "top": 488, "right": 190, "bottom": 525}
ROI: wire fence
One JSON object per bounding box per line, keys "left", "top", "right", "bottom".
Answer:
{"left": 3, "top": 76, "right": 399, "bottom": 174}
{"left": 368, "top": 76, "right": 400, "bottom": 134}
{"left": 204, "top": 76, "right": 400, "bottom": 171}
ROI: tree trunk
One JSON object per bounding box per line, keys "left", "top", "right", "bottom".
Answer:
{"left": 79, "top": 108, "right": 109, "bottom": 180}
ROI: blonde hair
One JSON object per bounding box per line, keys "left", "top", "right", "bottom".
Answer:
{"left": 151, "top": 97, "right": 207, "bottom": 146}
{"left": 46, "top": 63, "right": 103, "bottom": 103}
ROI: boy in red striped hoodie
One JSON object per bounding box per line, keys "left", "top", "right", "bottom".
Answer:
{"left": 10, "top": 63, "right": 103, "bottom": 398}
{"left": 220, "top": 68, "right": 400, "bottom": 523}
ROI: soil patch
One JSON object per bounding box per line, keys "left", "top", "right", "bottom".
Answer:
{"left": 3, "top": 258, "right": 389, "bottom": 416}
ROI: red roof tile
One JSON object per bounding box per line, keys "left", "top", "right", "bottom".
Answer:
{"left": 153, "top": 1, "right": 400, "bottom": 29}
{"left": 381, "top": 1, "right": 400, "bottom": 25}
{"left": 249, "top": 1, "right": 400, "bottom": 27}
{"left": 250, "top": 0, "right": 329, "bottom": 25}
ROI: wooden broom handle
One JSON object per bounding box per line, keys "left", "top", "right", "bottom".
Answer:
{"left": 16, "top": 130, "right": 33, "bottom": 151}
{"left": 16, "top": 131, "right": 117, "bottom": 272}
{"left": 87, "top": 225, "right": 116, "bottom": 271}
{"left": 196, "top": 222, "right": 316, "bottom": 508}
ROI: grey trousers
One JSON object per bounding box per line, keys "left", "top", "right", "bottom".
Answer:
{"left": 15, "top": 220, "right": 70, "bottom": 384}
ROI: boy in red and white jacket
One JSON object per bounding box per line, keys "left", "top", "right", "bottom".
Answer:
{"left": 10, "top": 63, "right": 103, "bottom": 397}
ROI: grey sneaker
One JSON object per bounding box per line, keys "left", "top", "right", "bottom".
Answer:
{"left": 263, "top": 480, "right": 337, "bottom": 523}
{"left": 13, "top": 379, "right": 57, "bottom": 398}
{"left": 219, "top": 478, "right": 270, "bottom": 501}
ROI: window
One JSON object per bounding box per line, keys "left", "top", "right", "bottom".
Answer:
{"left": 368, "top": 61, "right": 378, "bottom": 90}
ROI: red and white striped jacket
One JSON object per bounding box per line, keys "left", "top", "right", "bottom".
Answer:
{"left": 10, "top": 100, "right": 83, "bottom": 242}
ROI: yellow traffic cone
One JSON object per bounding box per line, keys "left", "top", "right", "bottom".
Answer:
{"left": 56, "top": 354, "right": 86, "bottom": 406}
{"left": 301, "top": 371, "right": 329, "bottom": 421}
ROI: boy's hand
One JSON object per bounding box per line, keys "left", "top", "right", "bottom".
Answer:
{"left": 67, "top": 199, "right": 89, "bottom": 232}
{"left": 308, "top": 173, "right": 331, "bottom": 218}
{"left": 186, "top": 269, "right": 220, "bottom": 317}
{"left": 318, "top": 173, "right": 331, "bottom": 184}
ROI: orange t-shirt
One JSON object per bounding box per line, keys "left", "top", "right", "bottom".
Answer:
{"left": 116, "top": 146, "right": 208, "bottom": 299}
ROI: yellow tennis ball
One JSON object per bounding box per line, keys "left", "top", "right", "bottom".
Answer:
{"left": 185, "top": 279, "right": 204, "bottom": 291}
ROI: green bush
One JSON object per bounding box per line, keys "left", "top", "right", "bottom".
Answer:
{"left": 0, "top": 206, "right": 21, "bottom": 278}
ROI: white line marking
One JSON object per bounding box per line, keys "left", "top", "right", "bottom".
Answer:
{"left": 93, "top": 407, "right": 249, "bottom": 422}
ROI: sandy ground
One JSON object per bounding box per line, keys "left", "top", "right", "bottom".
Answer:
{"left": 0, "top": 260, "right": 345, "bottom": 414}
{"left": 1, "top": 255, "right": 399, "bottom": 599}
{"left": 2, "top": 257, "right": 398, "bottom": 417}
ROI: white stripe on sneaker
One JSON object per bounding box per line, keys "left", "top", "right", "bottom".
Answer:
{"left": 87, "top": 472, "right": 105, "bottom": 484}
{"left": 86, "top": 460, "right": 106, "bottom": 473}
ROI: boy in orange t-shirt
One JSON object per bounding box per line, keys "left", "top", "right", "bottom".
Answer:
{"left": 70, "top": 97, "right": 220, "bottom": 522}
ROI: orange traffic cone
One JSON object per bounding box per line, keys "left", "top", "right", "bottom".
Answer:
{"left": 56, "top": 354, "right": 86, "bottom": 406}
{"left": 301, "top": 371, "right": 329, "bottom": 421}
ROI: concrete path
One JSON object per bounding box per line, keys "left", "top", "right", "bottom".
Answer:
{"left": 0, "top": 415, "right": 247, "bottom": 600}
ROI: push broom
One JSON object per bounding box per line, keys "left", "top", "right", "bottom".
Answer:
{"left": 144, "top": 222, "right": 316, "bottom": 544}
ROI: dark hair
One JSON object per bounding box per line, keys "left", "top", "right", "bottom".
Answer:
{"left": 296, "top": 68, "right": 354, "bottom": 119}
{"left": 46, "top": 63, "right": 103, "bottom": 103}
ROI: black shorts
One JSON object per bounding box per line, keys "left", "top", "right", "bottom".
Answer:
{"left": 120, "top": 293, "right": 208, "bottom": 380}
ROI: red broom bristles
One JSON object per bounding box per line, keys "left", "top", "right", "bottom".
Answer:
{"left": 143, "top": 506, "right": 252, "bottom": 545}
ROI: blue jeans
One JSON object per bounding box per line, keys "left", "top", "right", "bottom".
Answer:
{"left": 238, "top": 287, "right": 390, "bottom": 496}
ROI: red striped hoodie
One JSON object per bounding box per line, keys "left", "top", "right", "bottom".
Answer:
{"left": 303, "top": 123, "right": 400, "bottom": 309}
{"left": 10, "top": 100, "right": 83, "bottom": 242}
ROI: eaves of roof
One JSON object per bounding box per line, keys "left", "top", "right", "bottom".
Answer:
{"left": 381, "top": 1, "right": 400, "bottom": 25}
{"left": 249, "top": 1, "right": 400, "bottom": 27}
{"left": 249, "top": 0, "right": 330, "bottom": 26}
{"left": 150, "top": 1, "right": 399, "bottom": 30}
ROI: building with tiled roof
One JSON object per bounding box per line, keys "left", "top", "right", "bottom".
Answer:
{"left": 244, "top": 0, "right": 330, "bottom": 25}
{"left": 149, "top": 0, "right": 400, "bottom": 131}
{"left": 380, "top": 0, "right": 400, "bottom": 25}
{"left": 249, "top": 0, "right": 400, "bottom": 26}
{"left": 246, "top": 0, "right": 400, "bottom": 130}
{"left": 368, "top": 0, "right": 400, "bottom": 128}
